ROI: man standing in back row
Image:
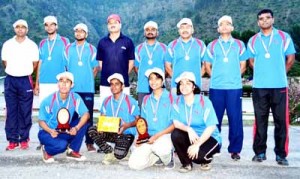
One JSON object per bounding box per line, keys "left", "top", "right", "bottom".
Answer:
{"left": 96, "top": 14, "right": 135, "bottom": 106}
{"left": 35, "top": 15, "right": 69, "bottom": 104}
{"left": 165, "top": 18, "right": 206, "bottom": 94}
{"left": 64, "top": 23, "right": 98, "bottom": 152}
{"left": 1, "top": 19, "right": 39, "bottom": 150}
{"left": 247, "top": 9, "right": 296, "bottom": 166}
{"left": 134, "top": 21, "right": 167, "bottom": 107}
{"left": 35, "top": 15, "right": 69, "bottom": 150}
{"left": 204, "top": 15, "right": 248, "bottom": 161}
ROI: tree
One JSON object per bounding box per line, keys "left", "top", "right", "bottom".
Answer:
{"left": 290, "top": 25, "right": 300, "bottom": 62}
{"left": 288, "top": 61, "right": 300, "bottom": 77}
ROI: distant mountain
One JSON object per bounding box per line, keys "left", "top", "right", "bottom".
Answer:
{"left": 0, "top": 0, "right": 300, "bottom": 75}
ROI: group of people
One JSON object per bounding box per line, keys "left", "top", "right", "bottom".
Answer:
{"left": 1, "top": 8, "right": 296, "bottom": 173}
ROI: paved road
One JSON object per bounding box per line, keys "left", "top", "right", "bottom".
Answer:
{"left": 0, "top": 121, "right": 299, "bottom": 179}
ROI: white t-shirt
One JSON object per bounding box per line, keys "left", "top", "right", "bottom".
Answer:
{"left": 1, "top": 36, "right": 39, "bottom": 76}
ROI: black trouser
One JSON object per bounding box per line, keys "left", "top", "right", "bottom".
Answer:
{"left": 73, "top": 92, "right": 94, "bottom": 144}
{"left": 88, "top": 126, "right": 134, "bottom": 159}
{"left": 171, "top": 129, "right": 219, "bottom": 166}
{"left": 252, "top": 88, "right": 289, "bottom": 158}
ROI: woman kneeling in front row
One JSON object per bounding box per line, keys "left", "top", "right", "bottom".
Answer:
{"left": 171, "top": 72, "right": 221, "bottom": 173}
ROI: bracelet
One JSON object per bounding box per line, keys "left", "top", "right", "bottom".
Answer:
{"left": 74, "top": 126, "right": 79, "bottom": 131}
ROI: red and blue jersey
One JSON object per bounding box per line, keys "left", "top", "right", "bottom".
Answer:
{"left": 204, "top": 37, "right": 248, "bottom": 89}
{"left": 39, "top": 34, "right": 69, "bottom": 83}
{"left": 100, "top": 93, "right": 140, "bottom": 135}
{"left": 64, "top": 42, "right": 98, "bottom": 93}
{"left": 165, "top": 37, "right": 206, "bottom": 88}
{"left": 134, "top": 41, "right": 167, "bottom": 93}
{"left": 170, "top": 94, "right": 221, "bottom": 144}
{"left": 247, "top": 28, "right": 296, "bottom": 88}
{"left": 141, "top": 89, "right": 174, "bottom": 136}
{"left": 38, "top": 92, "right": 88, "bottom": 129}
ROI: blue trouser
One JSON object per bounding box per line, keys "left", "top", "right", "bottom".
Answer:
{"left": 38, "top": 119, "right": 87, "bottom": 156}
{"left": 74, "top": 92, "right": 94, "bottom": 144}
{"left": 4, "top": 75, "right": 33, "bottom": 143}
{"left": 209, "top": 88, "right": 243, "bottom": 153}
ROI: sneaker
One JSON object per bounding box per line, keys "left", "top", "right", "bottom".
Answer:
{"left": 214, "top": 152, "right": 221, "bottom": 157}
{"left": 41, "top": 146, "right": 55, "bottom": 163}
{"left": 231, "top": 153, "right": 241, "bottom": 161}
{"left": 20, "top": 141, "right": 29, "bottom": 150}
{"left": 122, "top": 150, "right": 131, "bottom": 161}
{"left": 66, "top": 149, "right": 86, "bottom": 161}
{"left": 276, "top": 155, "right": 289, "bottom": 166}
{"left": 119, "top": 150, "right": 131, "bottom": 166}
{"left": 252, "top": 153, "right": 266, "bottom": 162}
{"left": 178, "top": 164, "right": 192, "bottom": 173}
{"left": 102, "top": 152, "right": 118, "bottom": 165}
{"left": 200, "top": 163, "right": 212, "bottom": 171}
{"left": 154, "top": 159, "right": 164, "bottom": 166}
{"left": 6, "top": 142, "right": 19, "bottom": 151}
{"left": 164, "top": 153, "right": 175, "bottom": 170}
{"left": 214, "top": 148, "right": 221, "bottom": 157}
{"left": 86, "top": 144, "right": 96, "bottom": 153}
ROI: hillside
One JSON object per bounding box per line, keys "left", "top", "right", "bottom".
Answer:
{"left": 0, "top": 0, "right": 300, "bottom": 75}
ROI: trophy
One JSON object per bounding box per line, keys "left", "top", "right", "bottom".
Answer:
{"left": 136, "top": 117, "right": 151, "bottom": 144}
{"left": 56, "top": 108, "right": 71, "bottom": 133}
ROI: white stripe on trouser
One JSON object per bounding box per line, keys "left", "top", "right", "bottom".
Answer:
{"left": 204, "top": 142, "right": 219, "bottom": 161}
{"left": 99, "top": 85, "right": 130, "bottom": 107}
{"left": 128, "top": 134, "right": 172, "bottom": 170}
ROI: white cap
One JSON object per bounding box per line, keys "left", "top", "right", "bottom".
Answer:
{"left": 43, "top": 16, "right": 58, "bottom": 25}
{"left": 107, "top": 73, "right": 124, "bottom": 84}
{"left": 74, "top": 23, "right": 88, "bottom": 33}
{"left": 145, "top": 68, "right": 165, "bottom": 82}
{"left": 175, "top": 72, "right": 196, "bottom": 83}
{"left": 177, "top": 18, "right": 193, "bottom": 28}
{"left": 13, "top": 19, "right": 28, "bottom": 28}
{"left": 56, "top": 71, "right": 74, "bottom": 83}
{"left": 144, "top": 21, "right": 158, "bottom": 30}
{"left": 218, "top": 15, "right": 233, "bottom": 26}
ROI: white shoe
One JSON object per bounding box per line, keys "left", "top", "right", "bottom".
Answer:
{"left": 200, "top": 163, "right": 212, "bottom": 171}
{"left": 102, "top": 153, "right": 117, "bottom": 165}
{"left": 41, "top": 146, "right": 55, "bottom": 164}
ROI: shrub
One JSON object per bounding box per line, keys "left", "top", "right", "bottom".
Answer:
{"left": 288, "top": 77, "right": 300, "bottom": 124}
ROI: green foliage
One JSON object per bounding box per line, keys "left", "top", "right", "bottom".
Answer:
{"left": 290, "top": 25, "right": 300, "bottom": 62}
{"left": 242, "top": 85, "right": 252, "bottom": 97}
{"left": 288, "top": 77, "right": 300, "bottom": 124}
{"left": 288, "top": 61, "right": 300, "bottom": 77}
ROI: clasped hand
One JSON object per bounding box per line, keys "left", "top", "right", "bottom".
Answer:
{"left": 187, "top": 144, "right": 200, "bottom": 160}
{"left": 187, "top": 127, "right": 199, "bottom": 144}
